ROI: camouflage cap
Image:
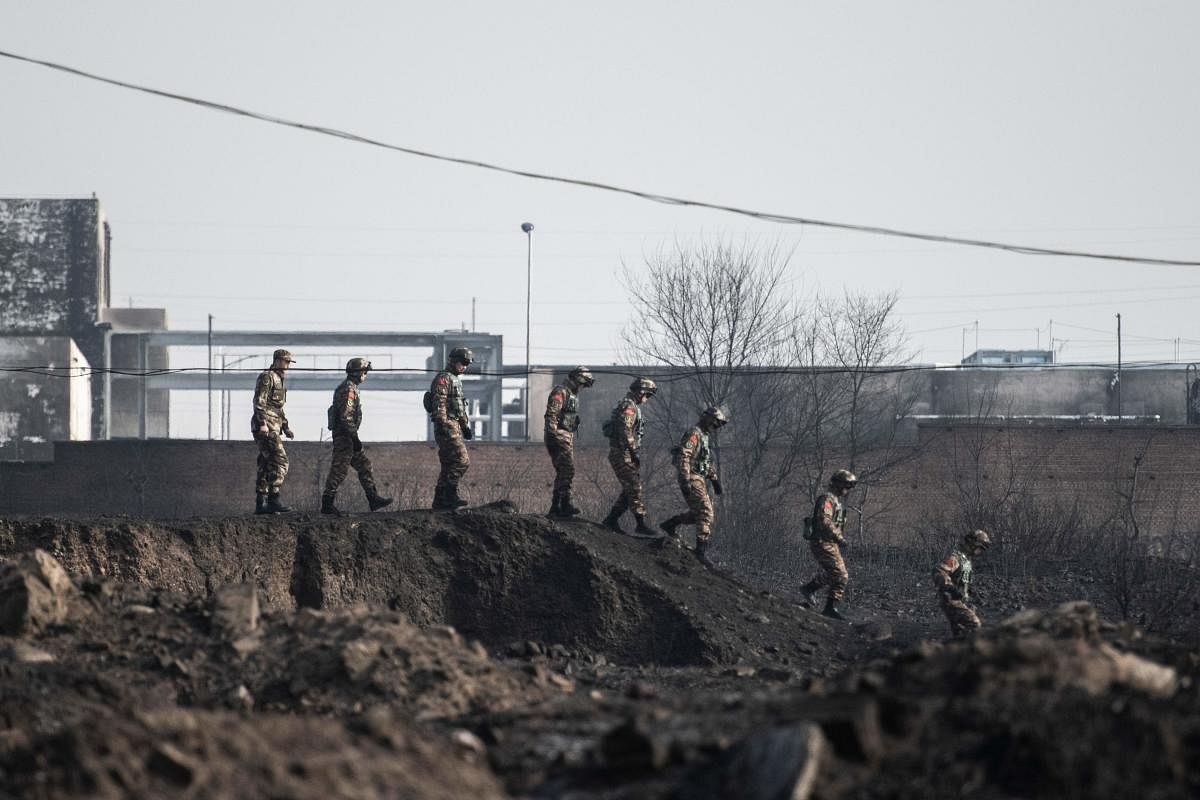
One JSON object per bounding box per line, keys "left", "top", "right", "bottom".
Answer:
{"left": 629, "top": 377, "right": 657, "bottom": 396}
{"left": 273, "top": 349, "right": 296, "bottom": 363}
{"left": 831, "top": 469, "right": 858, "bottom": 488}
{"left": 568, "top": 366, "right": 595, "bottom": 387}
{"left": 701, "top": 405, "right": 730, "bottom": 427}
{"left": 963, "top": 529, "right": 992, "bottom": 550}
{"left": 448, "top": 347, "right": 474, "bottom": 366}
{"left": 346, "top": 357, "right": 372, "bottom": 374}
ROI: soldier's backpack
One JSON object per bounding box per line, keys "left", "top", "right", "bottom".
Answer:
{"left": 422, "top": 391, "right": 434, "bottom": 414}
{"left": 601, "top": 405, "right": 622, "bottom": 440}
{"left": 326, "top": 405, "right": 337, "bottom": 431}
{"left": 802, "top": 516, "right": 815, "bottom": 540}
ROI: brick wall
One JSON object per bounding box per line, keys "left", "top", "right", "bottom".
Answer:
{"left": 2, "top": 426, "right": 1198, "bottom": 537}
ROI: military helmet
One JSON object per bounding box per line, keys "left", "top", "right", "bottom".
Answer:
{"left": 273, "top": 349, "right": 296, "bottom": 364}
{"left": 346, "top": 357, "right": 372, "bottom": 374}
{"left": 830, "top": 469, "right": 858, "bottom": 489}
{"left": 448, "top": 347, "right": 474, "bottom": 366}
{"left": 700, "top": 405, "right": 730, "bottom": 428}
{"left": 629, "top": 377, "right": 657, "bottom": 397}
{"left": 568, "top": 366, "right": 595, "bottom": 387}
{"left": 963, "top": 529, "right": 992, "bottom": 550}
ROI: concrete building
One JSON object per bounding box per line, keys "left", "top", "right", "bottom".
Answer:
{"left": 0, "top": 197, "right": 170, "bottom": 454}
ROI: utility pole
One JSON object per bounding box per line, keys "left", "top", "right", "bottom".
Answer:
{"left": 471, "top": 297, "right": 476, "bottom": 332}
{"left": 1116, "top": 313, "right": 1123, "bottom": 420}
{"left": 521, "top": 222, "right": 534, "bottom": 442}
{"left": 207, "top": 314, "right": 214, "bottom": 440}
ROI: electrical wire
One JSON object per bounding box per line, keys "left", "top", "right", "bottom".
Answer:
{"left": 4, "top": 47, "right": 1200, "bottom": 267}
{"left": 1, "top": 360, "right": 1188, "bottom": 384}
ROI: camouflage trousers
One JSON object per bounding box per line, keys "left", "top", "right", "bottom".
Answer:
{"left": 803, "top": 538, "right": 848, "bottom": 602}
{"left": 323, "top": 434, "right": 378, "bottom": 498}
{"left": 608, "top": 449, "right": 645, "bottom": 516}
{"left": 939, "top": 595, "right": 981, "bottom": 636}
{"left": 434, "top": 426, "right": 469, "bottom": 492}
{"left": 253, "top": 429, "right": 289, "bottom": 494}
{"left": 545, "top": 433, "right": 575, "bottom": 495}
{"left": 674, "top": 473, "right": 714, "bottom": 542}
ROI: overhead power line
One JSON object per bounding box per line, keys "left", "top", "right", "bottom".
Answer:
{"left": 3, "top": 47, "right": 1200, "bottom": 267}
{"left": 1, "top": 360, "right": 1189, "bottom": 384}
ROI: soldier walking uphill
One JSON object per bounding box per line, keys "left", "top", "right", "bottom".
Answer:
{"left": 800, "top": 469, "right": 857, "bottom": 620}
{"left": 934, "top": 529, "right": 992, "bottom": 637}
{"left": 661, "top": 406, "right": 729, "bottom": 562}
{"left": 320, "top": 358, "right": 394, "bottom": 515}
{"left": 545, "top": 366, "right": 595, "bottom": 518}
{"left": 427, "top": 347, "right": 475, "bottom": 510}
{"left": 252, "top": 349, "right": 296, "bottom": 515}
{"left": 601, "top": 377, "right": 658, "bottom": 535}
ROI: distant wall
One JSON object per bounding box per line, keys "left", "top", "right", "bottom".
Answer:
{"left": 2, "top": 426, "right": 1196, "bottom": 540}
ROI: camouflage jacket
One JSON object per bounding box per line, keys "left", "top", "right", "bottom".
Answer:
{"left": 812, "top": 492, "right": 847, "bottom": 543}
{"left": 608, "top": 397, "right": 644, "bottom": 454}
{"left": 330, "top": 378, "right": 363, "bottom": 435}
{"left": 934, "top": 549, "right": 973, "bottom": 601}
{"left": 430, "top": 370, "right": 468, "bottom": 428}
{"left": 252, "top": 368, "right": 289, "bottom": 432}
{"left": 544, "top": 383, "right": 581, "bottom": 439}
{"left": 676, "top": 426, "right": 716, "bottom": 480}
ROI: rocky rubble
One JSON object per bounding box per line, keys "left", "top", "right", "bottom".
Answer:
{"left": 0, "top": 513, "right": 1197, "bottom": 799}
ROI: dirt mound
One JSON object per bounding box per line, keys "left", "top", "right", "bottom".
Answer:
{"left": 465, "top": 602, "right": 1199, "bottom": 799}
{"left": 0, "top": 702, "right": 505, "bottom": 800}
{"left": 2, "top": 574, "right": 565, "bottom": 722}
{"left": 0, "top": 509, "right": 850, "bottom": 667}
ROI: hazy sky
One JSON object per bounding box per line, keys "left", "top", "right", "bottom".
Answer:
{"left": 5, "top": 2, "right": 1200, "bottom": 438}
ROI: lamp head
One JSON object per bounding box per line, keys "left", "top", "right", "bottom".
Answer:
{"left": 521, "top": 222, "right": 534, "bottom": 234}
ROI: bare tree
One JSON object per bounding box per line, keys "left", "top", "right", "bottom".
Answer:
{"left": 621, "top": 238, "right": 798, "bottom": 411}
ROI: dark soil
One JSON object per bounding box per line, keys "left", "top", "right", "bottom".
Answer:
{"left": 1, "top": 507, "right": 1197, "bottom": 799}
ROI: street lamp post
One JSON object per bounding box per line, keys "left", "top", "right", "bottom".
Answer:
{"left": 521, "top": 222, "right": 534, "bottom": 442}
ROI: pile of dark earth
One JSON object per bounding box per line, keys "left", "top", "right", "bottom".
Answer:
{"left": 0, "top": 506, "right": 1197, "bottom": 799}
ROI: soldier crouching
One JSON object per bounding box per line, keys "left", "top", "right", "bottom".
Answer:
{"left": 934, "top": 529, "right": 992, "bottom": 637}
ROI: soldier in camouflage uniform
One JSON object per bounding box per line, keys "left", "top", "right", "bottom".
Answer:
{"left": 545, "top": 366, "right": 596, "bottom": 518}
{"left": 661, "top": 405, "right": 728, "bottom": 562}
{"left": 252, "top": 349, "right": 296, "bottom": 514}
{"left": 934, "top": 529, "right": 992, "bottom": 637}
{"left": 601, "top": 377, "right": 658, "bottom": 535}
{"left": 800, "top": 469, "right": 857, "bottom": 620}
{"left": 428, "top": 347, "right": 474, "bottom": 510}
{"left": 320, "top": 358, "right": 394, "bottom": 515}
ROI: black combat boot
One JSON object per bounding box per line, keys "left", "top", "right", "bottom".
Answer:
{"left": 266, "top": 492, "right": 292, "bottom": 514}
{"left": 367, "top": 492, "right": 393, "bottom": 511}
{"left": 432, "top": 487, "right": 452, "bottom": 511}
{"left": 255, "top": 493, "right": 269, "bottom": 515}
{"left": 560, "top": 491, "right": 582, "bottom": 517}
{"left": 694, "top": 538, "right": 712, "bottom": 564}
{"left": 602, "top": 503, "right": 626, "bottom": 533}
{"left": 548, "top": 491, "right": 570, "bottom": 518}
{"left": 660, "top": 516, "right": 682, "bottom": 539}
{"left": 320, "top": 493, "right": 340, "bottom": 516}
{"left": 798, "top": 581, "right": 819, "bottom": 609}
{"left": 448, "top": 486, "right": 469, "bottom": 509}
{"left": 633, "top": 514, "right": 656, "bottom": 537}
{"left": 822, "top": 598, "right": 845, "bottom": 621}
